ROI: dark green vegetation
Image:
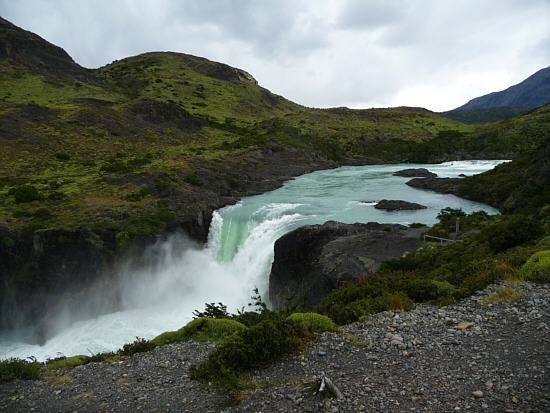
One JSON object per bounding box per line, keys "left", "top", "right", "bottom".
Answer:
{"left": 317, "top": 207, "right": 549, "bottom": 324}
{"left": 187, "top": 299, "right": 338, "bottom": 392}
{"left": 0, "top": 358, "right": 41, "bottom": 383}
{"left": 401, "top": 104, "right": 550, "bottom": 162}
{"left": 443, "top": 66, "right": 550, "bottom": 123}
{"left": 520, "top": 250, "right": 550, "bottom": 283}
{"left": 459, "top": 140, "right": 550, "bottom": 213}
{"left": 442, "top": 107, "right": 530, "bottom": 124}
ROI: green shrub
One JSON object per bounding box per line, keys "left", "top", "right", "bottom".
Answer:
{"left": 126, "top": 187, "right": 150, "bottom": 201}
{"left": 54, "top": 152, "right": 71, "bottom": 161}
{"left": 178, "top": 317, "right": 248, "bottom": 343}
{"left": 483, "top": 215, "right": 544, "bottom": 252}
{"left": 0, "top": 359, "right": 41, "bottom": 383}
{"left": 184, "top": 174, "right": 202, "bottom": 186}
{"left": 190, "top": 317, "right": 309, "bottom": 387}
{"left": 32, "top": 207, "right": 52, "bottom": 220}
{"left": 405, "top": 278, "right": 457, "bottom": 302}
{"left": 520, "top": 250, "right": 550, "bottom": 283}
{"left": 317, "top": 275, "right": 415, "bottom": 325}
{"left": 286, "top": 312, "right": 337, "bottom": 333}
{"left": 192, "top": 302, "right": 230, "bottom": 319}
{"left": 100, "top": 159, "right": 130, "bottom": 173}
{"left": 118, "top": 337, "right": 156, "bottom": 356}
{"left": 9, "top": 184, "right": 44, "bottom": 203}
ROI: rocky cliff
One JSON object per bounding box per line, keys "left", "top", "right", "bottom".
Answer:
{"left": 269, "top": 221, "right": 423, "bottom": 310}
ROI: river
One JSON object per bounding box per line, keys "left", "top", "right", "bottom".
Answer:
{"left": 0, "top": 160, "right": 506, "bottom": 361}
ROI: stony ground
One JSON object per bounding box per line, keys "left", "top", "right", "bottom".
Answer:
{"left": 1, "top": 282, "right": 549, "bottom": 413}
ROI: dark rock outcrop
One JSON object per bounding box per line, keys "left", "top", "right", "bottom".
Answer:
{"left": 392, "top": 168, "right": 437, "bottom": 178}
{"left": 406, "top": 177, "right": 462, "bottom": 195}
{"left": 0, "top": 17, "right": 91, "bottom": 80}
{"left": 374, "top": 199, "right": 427, "bottom": 211}
{"left": 269, "top": 221, "right": 423, "bottom": 310}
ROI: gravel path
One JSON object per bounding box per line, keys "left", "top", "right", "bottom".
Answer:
{"left": 1, "top": 283, "right": 549, "bottom": 412}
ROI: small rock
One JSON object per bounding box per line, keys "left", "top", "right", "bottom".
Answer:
{"left": 472, "top": 390, "right": 484, "bottom": 398}
{"left": 457, "top": 321, "right": 475, "bottom": 330}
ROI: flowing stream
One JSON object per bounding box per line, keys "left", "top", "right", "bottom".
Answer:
{"left": 0, "top": 160, "right": 506, "bottom": 361}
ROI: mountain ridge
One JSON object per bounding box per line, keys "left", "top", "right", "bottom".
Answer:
{"left": 443, "top": 66, "right": 550, "bottom": 123}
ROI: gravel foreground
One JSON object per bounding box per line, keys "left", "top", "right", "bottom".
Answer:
{"left": 1, "top": 282, "right": 549, "bottom": 413}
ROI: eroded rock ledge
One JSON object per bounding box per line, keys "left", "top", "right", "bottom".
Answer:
{"left": 406, "top": 176, "right": 462, "bottom": 194}
{"left": 374, "top": 199, "right": 427, "bottom": 211}
{"left": 269, "top": 221, "right": 423, "bottom": 310}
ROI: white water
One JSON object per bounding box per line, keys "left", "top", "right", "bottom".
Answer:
{"left": 0, "top": 160, "right": 507, "bottom": 361}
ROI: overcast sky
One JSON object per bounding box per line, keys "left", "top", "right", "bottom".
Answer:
{"left": 1, "top": 0, "right": 549, "bottom": 111}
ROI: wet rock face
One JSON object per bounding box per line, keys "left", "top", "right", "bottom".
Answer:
{"left": 374, "top": 199, "right": 427, "bottom": 211}
{"left": 406, "top": 177, "right": 463, "bottom": 194}
{"left": 392, "top": 168, "right": 437, "bottom": 178}
{"left": 269, "top": 221, "right": 423, "bottom": 310}
{"left": 0, "top": 226, "right": 114, "bottom": 332}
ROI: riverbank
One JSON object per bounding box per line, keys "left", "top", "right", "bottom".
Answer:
{"left": 1, "top": 281, "right": 548, "bottom": 412}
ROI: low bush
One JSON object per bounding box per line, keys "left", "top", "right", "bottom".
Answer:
{"left": 482, "top": 215, "right": 544, "bottom": 252}
{"left": 54, "top": 152, "right": 71, "bottom": 161}
{"left": 404, "top": 278, "right": 457, "bottom": 302}
{"left": 9, "top": 184, "right": 44, "bottom": 203}
{"left": 317, "top": 274, "right": 416, "bottom": 325}
{"left": 118, "top": 337, "right": 156, "bottom": 356}
{"left": 190, "top": 317, "right": 309, "bottom": 388}
{"left": 0, "top": 358, "right": 41, "bottom": 383}
{"left": 520, "top": 250, "right": 550, "bottom": 283}
{"left": 286, "top": 312, "right": 337, "bottom": 333}
{"left": 179, "top": 318, "right": 248, "bottom": 343}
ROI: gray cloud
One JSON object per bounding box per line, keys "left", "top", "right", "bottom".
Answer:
{"left": 1, "top": 0, "right": 549, "bottom": 111}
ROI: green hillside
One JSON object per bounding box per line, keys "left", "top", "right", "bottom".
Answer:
{"left": 0, "top": 18, "right": 473, "bottom": 240}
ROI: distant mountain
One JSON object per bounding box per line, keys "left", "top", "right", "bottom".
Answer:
{"left": 444, "top": 66, "right": 550, "bottom": 123}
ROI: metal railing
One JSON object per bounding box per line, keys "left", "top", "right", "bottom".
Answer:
{"left": 423, "top": 234, "right": 454, "bottom": 244}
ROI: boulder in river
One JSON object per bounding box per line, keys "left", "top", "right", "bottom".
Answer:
{"left": 374, "top": 199, "right": 427, "bottom": 211}
{"left": 406, "top": 177, "right": 462, "bottom": 194}
{"left": 269, "top": 221, "right": 423, "bottom": 310}
{"left": 392, "top": 168, "right": 437, "bottom": 178}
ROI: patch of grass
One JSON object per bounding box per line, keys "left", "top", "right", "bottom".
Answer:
{"left": 481, "top": 287, "right": 526, "bottom": 305}
{"left": 520, "top": 250, "right": 550, "bottom": 283}
{"left": 286, "top": 312, "right": 337, "bottom": 333}
{"left": 45, "top": 355, "right": 90, "bottom": 372}
{"left": 46, "top": 374, "right": 74, "bottom": 386}
{"left": 151, "top": 318, "right": 248, "bottom": 346}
